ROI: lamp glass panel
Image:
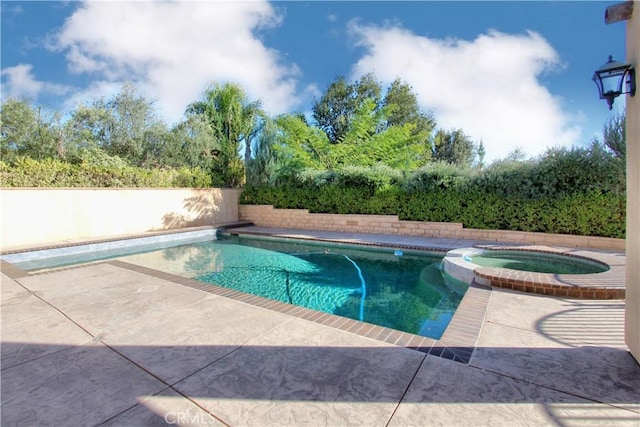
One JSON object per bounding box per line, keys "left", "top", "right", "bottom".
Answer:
{"left": 599, "top": 70, "right": 625, "bottom": 96}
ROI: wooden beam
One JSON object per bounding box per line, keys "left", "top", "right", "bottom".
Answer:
{"left": 605, "top": 1, "right": 634, "bottom": 24}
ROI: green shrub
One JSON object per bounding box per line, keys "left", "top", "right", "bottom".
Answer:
{"left": 471, "top": 147, "right": 625, "bottom": 199}
{"left": 402, "top": 162, "right": 472, "bottom": 193}
{"left": 0, "top": 157, "right": 211, "bottom": 188}
{"left": 172, "top": 167, "right": 212, "bottom": 188}
{"left": 294, "top": 164, "right": 402, "bottom": 194}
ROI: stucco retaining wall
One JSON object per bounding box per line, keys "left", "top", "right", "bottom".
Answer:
{"left": 239, "top": 204, "right": 625, "bottom": 251}
{"left": 0, "top": 188, "right": 241, "bottom": 250}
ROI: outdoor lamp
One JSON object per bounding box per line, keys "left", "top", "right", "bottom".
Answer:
{"left": 592, "top": 55, "right": 636, "bottom": 110}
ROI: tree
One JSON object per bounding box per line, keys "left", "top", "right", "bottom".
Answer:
{"left": 0, "top": 98, "right": 64, "bottom": 162}
{"left": 505, "top": 147, "right": 528, "bottom": 162}
{"left": 246, "top": 117, "right": 281, "bottom": 185}
{"left": 600, "top": 112, "right": 625, "bottom": 159}
{"left": 106, "top": 83, "right": 161, "bottom": 163}
{"left": 148, "top": 114, "right": 218, "bottom": 170}
{"left": 272, "top": 113, "right": 332, "bottom": 171}
{"left": 327, "top": 99, "right": 429, "bottom": 168}
{"left": 476, "top": 140, "right": 486, "bottom": 169}
{"left": 65, "top": 83, "right": 167, "bottom": 166}
{"left": 186, "top": 82, "right": 263, "bottom": 187}
{"left": 64, "top": 99, "right": 115, "bottom": 159}
{"left": 312, "top": 73, "right": 382, "bottom": 144}
{"left": 272, "top": 101, "right": 430, "bottom": 172}
{"left": 383, "top": 79, "right": 435, "bottom": 137}
{"left": 589, "top": 112, "right": 626, "bottom": 189}
{"left": 312, "top": 75, "right": 436, "bottom": 166}
{"left": 432, "top": 128, "right": 476, "bottom": 167}
{"left": 354, "top": 73, "right": 382, "bottom": 107}
{"left": 382, "top": 79, "right": 435, "bottom": 165}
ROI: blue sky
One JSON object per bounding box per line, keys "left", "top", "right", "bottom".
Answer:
{"left": 0, "top": 1, "right": 629, "bottom": 162}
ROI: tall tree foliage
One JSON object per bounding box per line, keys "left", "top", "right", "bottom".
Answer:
{"left": 476, "top": 140, "right": 486, "bottom": 169}
{"left": 328, "top": 99, "right": 429, "bottom": 168}
{"left": 5, "top": 78, "right": 626, "bottom": 199}
{"left": 590, "top": 111, "right": 626, "bottom": 189}
{"left": 148, "top": 114, "right": 218, "bottom": 170}
{"left": 599, "top": 112, "right": 626, "bottom": 159}
{"left": 65, "top": 83, "right": 167, "bottom": 166}
{"left": 272, "top": 113, "right": 332, "bottom": 171}
{"left": 312, "top": 73, "right": 382, "bottom": 144}
{"left": 186, "top": 83, "right": 263, "bottom": 187}
{"left": 245, "top": 117, "right": 281, "bottom": 185}
{"left": 266, "top": 99, "right": 431, "bottom": 179}
{"left": 311, "top": 74, "right": 435, "bottom": 156}
{"left": 432, "top": 128, "right": 476, "bottom": 167}
{"left": 383, "top": 79, "right": 435, "bottom": 140}
{"left": 0, "top": 98, "right": 64, "bottom": 161}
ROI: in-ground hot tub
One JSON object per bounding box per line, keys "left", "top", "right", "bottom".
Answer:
{"left": 442, "top": 246, "right": 624, "bottom": 299}
{"left": 464, "top": 250, "right": 608, "bottom": 274}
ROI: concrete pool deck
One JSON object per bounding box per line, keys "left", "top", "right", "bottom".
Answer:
{"left": 1, "top": 227, "right": 639, "bottom": 426}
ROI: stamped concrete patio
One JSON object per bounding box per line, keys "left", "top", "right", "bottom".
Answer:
{"left": 1, "top": 228, "right": 639, "bottom": 426}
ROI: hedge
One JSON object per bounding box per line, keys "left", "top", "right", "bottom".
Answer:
{"left": 0, "top": 157, "right": 212, "bottom": 188}
{"left": 240, "top": 153, "right": 626, "bottom": 239}
{"left": 240, "top": 184, "right": 625, "bottom": 238}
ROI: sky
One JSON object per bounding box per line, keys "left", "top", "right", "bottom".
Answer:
{"left": 0, "top": 0, "right": 630, "bottom": 163}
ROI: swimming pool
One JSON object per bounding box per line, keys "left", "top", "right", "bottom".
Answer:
{"left": 4, "top": 233, "right": 468, "bottom": 340}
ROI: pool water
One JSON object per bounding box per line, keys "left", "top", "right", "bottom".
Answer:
{"left": 468, "top": 250, "right": 608, "bottom": 274}
{"left": 179, "top": 235, "right": 467, "bottom": 339}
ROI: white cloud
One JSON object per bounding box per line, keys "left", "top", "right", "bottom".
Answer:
{"left": 65, "top": 45, "right": 107, "bottom": 74}
{"left": 61, "top": 80, "right": 123, "bottom": 112}
{"left": 349, "top": 22, "right": 582, "bottom": 162}
{"left": 1, "top": 64, "right": 71, "bottom": 100}
{"left": 302, "top": 83, "right": 322, "bottom": 100}
{"left": 52, "top": 0, "right": 303, "bottom": 125}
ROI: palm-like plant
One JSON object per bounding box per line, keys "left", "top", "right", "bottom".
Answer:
{"left": 187, "top": 83, "right": 263, "bottom": 187}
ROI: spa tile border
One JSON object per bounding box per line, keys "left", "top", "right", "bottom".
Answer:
{"left": 472, "top": 244, "right": 625, "bottom": 299}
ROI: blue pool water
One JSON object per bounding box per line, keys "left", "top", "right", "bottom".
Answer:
{"left": 190, "top": 235, "right": 468, "bottom": 339}
{"left": 4, "top": 233, "right": 468, "bottom": 339}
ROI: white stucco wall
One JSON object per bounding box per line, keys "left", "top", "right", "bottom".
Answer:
{"left": 0, "top": 188, "right": 241, "bottom": 251}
